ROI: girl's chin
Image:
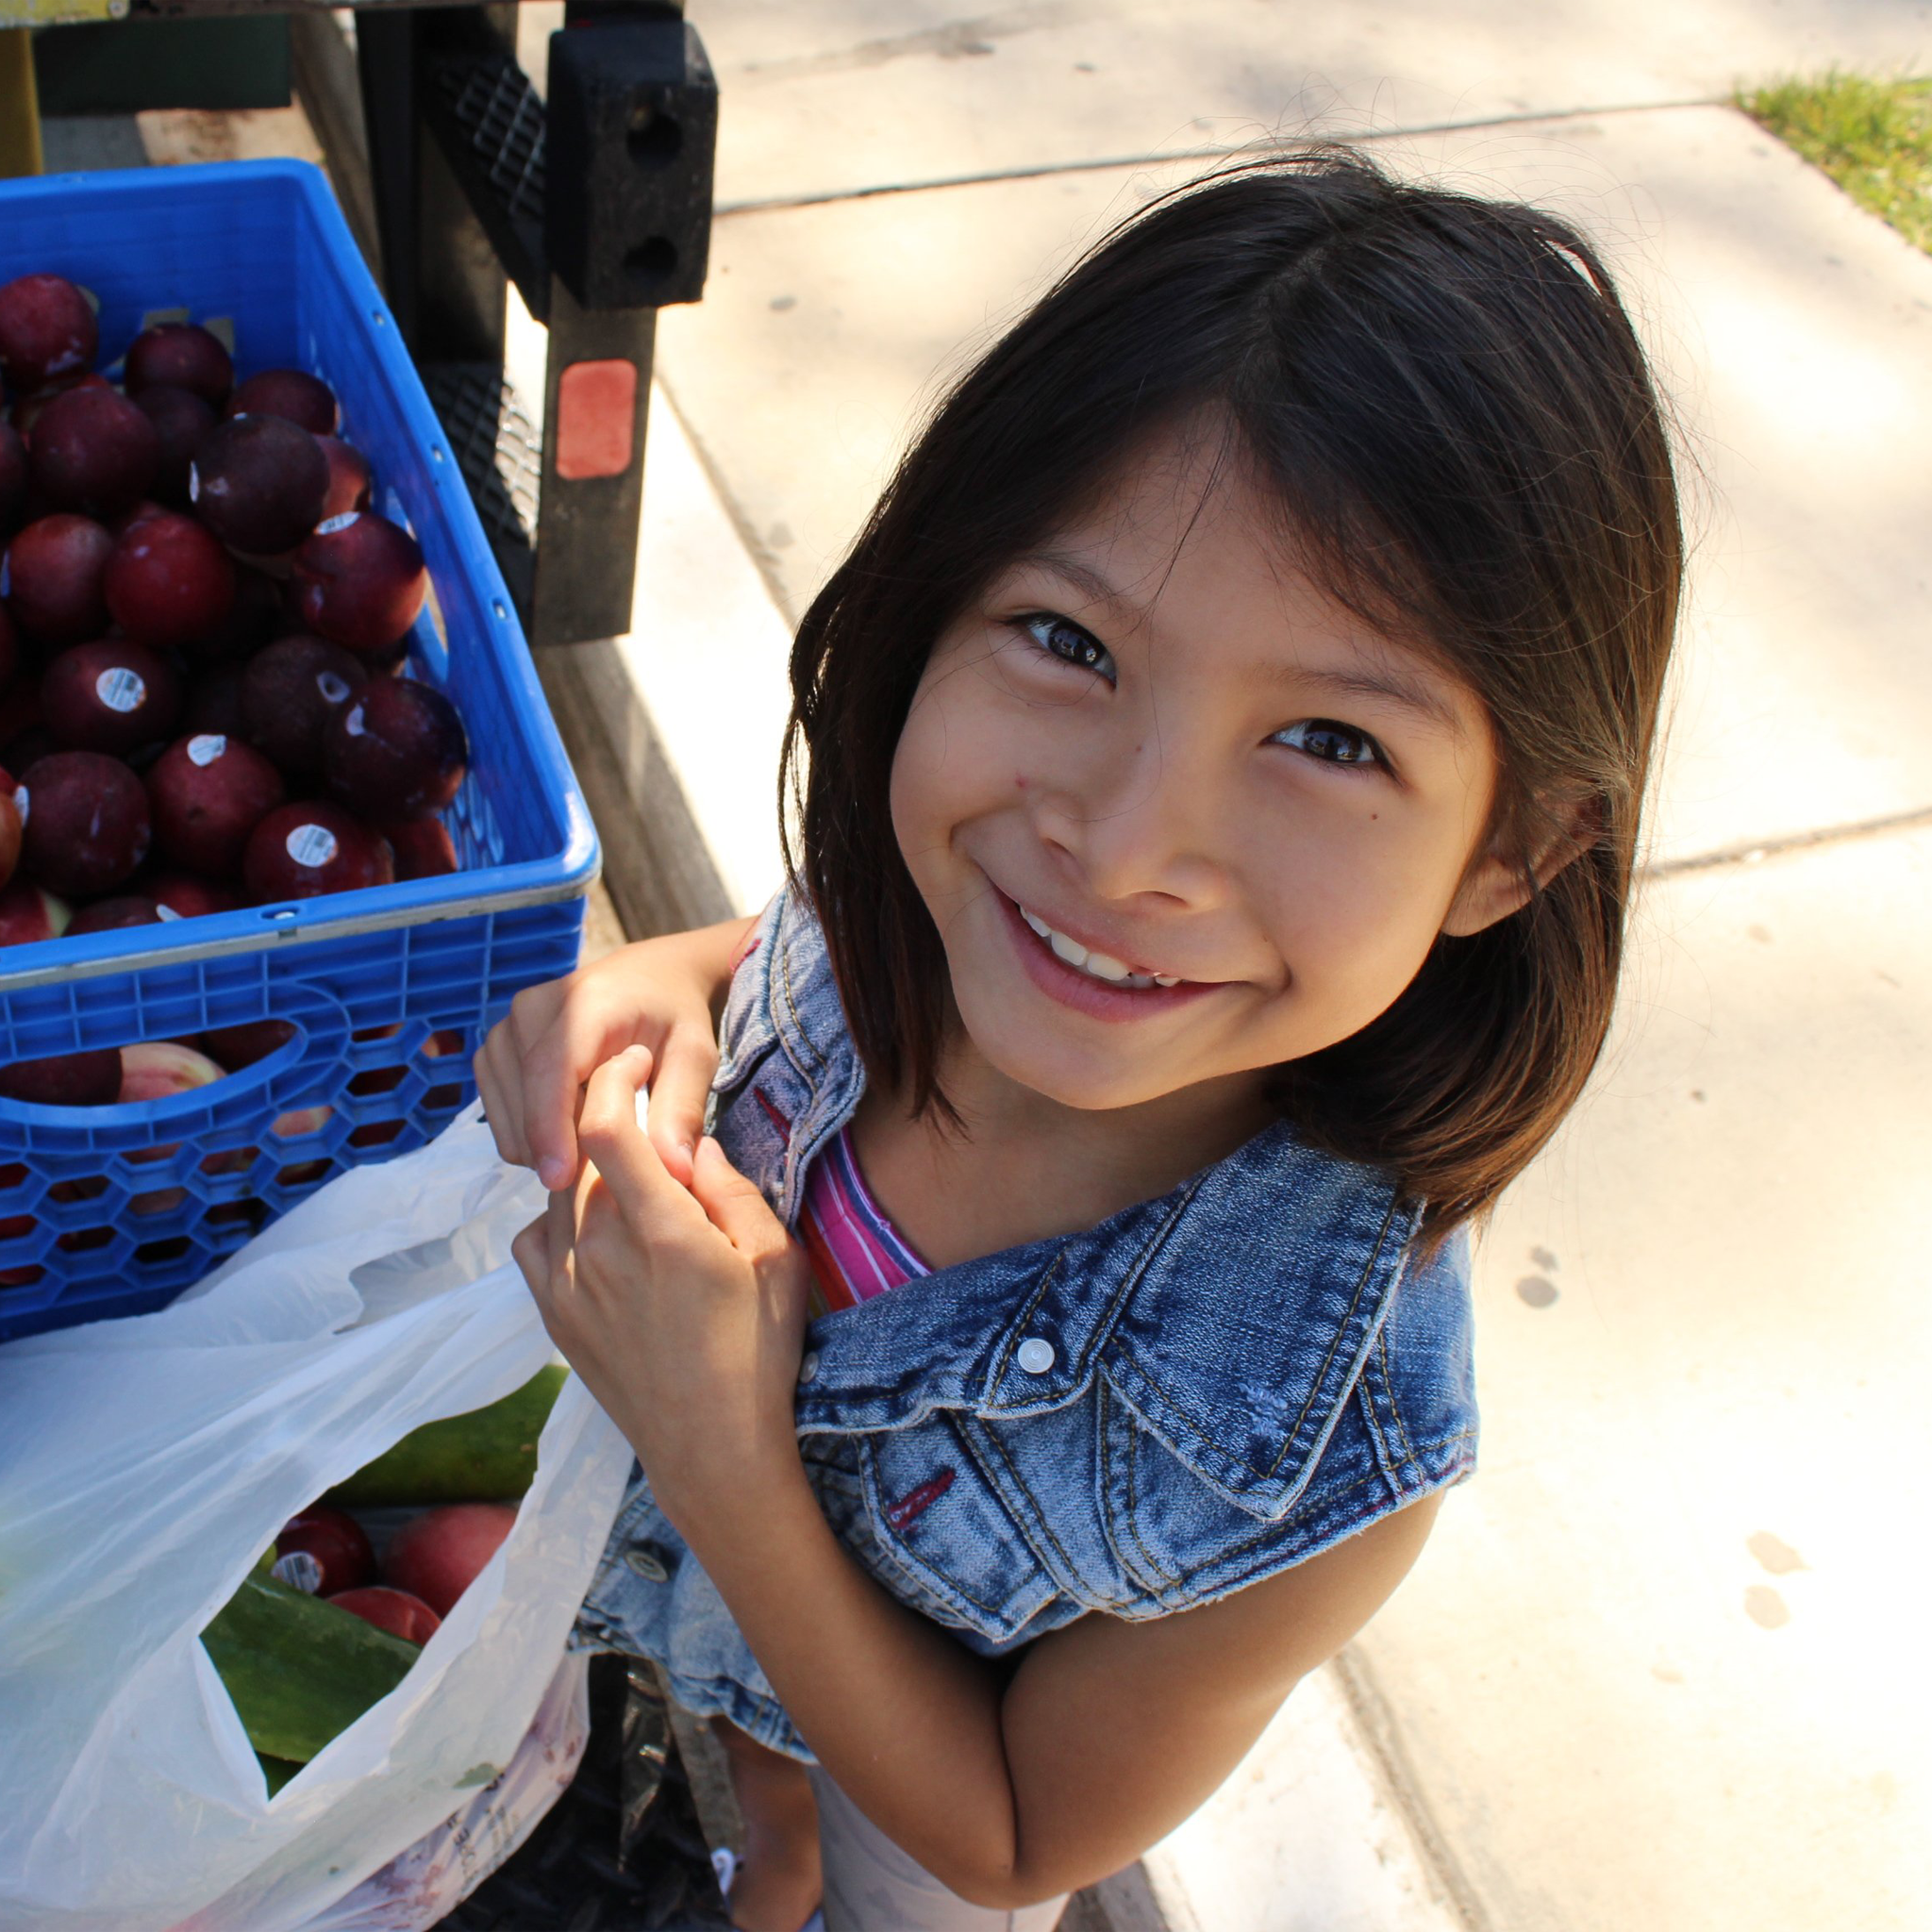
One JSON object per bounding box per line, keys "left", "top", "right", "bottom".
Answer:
{"left": 954, "top": 1012, "right": 1207, "bottom": 1112}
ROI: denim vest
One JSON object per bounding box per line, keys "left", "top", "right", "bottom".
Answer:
{"left": 577, "top": 889, "right": 1478, "bottom": 1761}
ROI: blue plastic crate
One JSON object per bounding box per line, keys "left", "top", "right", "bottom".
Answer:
{"left": 0, "top": 160, "right": 599, "bottom": 1341}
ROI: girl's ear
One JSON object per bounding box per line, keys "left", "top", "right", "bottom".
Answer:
{"left": 1440, "top": 792, "right": 1599, "bottom": 938}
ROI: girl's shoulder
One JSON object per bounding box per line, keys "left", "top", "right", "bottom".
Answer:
{"left": 715, "top": 885, "right": 854, "bottom": 1091}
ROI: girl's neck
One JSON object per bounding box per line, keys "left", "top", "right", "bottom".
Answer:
{"left": 850, "top": 1030, "right": 1274, "bottom": 1272}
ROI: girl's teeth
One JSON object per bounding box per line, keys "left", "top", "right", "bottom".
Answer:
{"left": 1018, "top": 905, "right": 1176, "bottom": 991}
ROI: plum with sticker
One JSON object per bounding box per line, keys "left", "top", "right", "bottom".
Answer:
{"left": 189, "top": 414, "right": 328, "bottom": 556}
{"left": 146, "top": 732, "right": 286, "bottom": 877}
{"left": 290, "top": 509, "right": 426, "bottom": 655}
{"left": 42, "top": 640, "right": 180, "bottom": 758}
{"left": 242, "top": 800, "right": 392, "bottom": 902}
{"left": 241, "top": 633, "right": 367, "bottom": 778}
{"left": 325, "top": 676, "right": 467, "bottom": 822}
{"left": 133, "top": 384, "right": 218, "bottom": 511}
{"left": 19, "top": 751, "right": 151, "bottom": 898}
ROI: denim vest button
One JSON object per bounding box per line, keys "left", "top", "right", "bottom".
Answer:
{"left": 1017, "top": 1337, "right": 1056, "bottom": 1375}
{"left": 799, "top": 1350, "right": 821, "bottom": 1384}
{"left": 625, "top": 1546, "right": 669, "bottom": 1583}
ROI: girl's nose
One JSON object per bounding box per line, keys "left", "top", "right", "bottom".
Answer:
{"left": 1033, "top": 731, "right": 1230, "bottom": 912}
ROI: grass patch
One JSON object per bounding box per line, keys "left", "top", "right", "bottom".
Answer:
{"left": 1740, "top": 70, "right": 1932, "bottom": 253}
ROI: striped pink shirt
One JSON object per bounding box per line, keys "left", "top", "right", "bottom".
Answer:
{"left": 798, "top": 1124, "right": 929, "bottom": 1315}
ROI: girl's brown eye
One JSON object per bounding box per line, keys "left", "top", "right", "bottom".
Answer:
{"left": 1024, "top": 613, "right": 1115, "bottom": 680}
{"left": 1274, "top": 718, "right": 1383, "bottom": 767}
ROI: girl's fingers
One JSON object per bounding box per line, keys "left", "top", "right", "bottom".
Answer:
{"left": 576, "top": 1048, "right": 713, "bottom": 1243}
{"left": 545, "top": 1183, "right": 580, "bottom": 1279}
{"left": 643, "top": 1029, "right": 721, "bottom": 1187}
{"left": 474, "top": 1019, "right": 536, "bottom": 1172}
{"left": 522, "top": 998, "right": 657, "bottom": 1192}
{"left": 510, "top": 1213, "right": 551, "bottom": 1300}
{"left": 688, "top": 1135, "right": 791, "bottom": 1263}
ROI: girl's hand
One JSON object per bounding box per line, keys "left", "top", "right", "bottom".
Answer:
{"left": 474, "top": 915, "right": 754, "bottom": 1191}
{"left": 509, "top": 1047, "right": 813, "bottom": 1519}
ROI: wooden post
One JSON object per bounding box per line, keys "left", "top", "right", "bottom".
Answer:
{"left": 0, "top": 26, "right": 43, "bottom": 178}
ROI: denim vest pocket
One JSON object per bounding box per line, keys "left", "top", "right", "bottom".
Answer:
{"left": 812, "top": 1421, "right": 1064, "bottom": 1646}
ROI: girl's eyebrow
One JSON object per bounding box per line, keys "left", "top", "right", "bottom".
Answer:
{"left": 1008, "top": 551, "right": 1129, "bottom": 610}
{"left": 1281, "top": 664, "right": 1465, "bottom": 734}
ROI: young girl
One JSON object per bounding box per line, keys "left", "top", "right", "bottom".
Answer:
{"left": 476, "top": 152, "right": 1681, "bottom": 1932}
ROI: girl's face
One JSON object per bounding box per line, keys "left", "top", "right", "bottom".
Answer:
{"left": 889, "top": 425, "right": 1534, "bottom": 1115}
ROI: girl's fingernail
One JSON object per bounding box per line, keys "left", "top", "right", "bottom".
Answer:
{"left": 540, "top": 1158, "right": 567, "bottom": 1190}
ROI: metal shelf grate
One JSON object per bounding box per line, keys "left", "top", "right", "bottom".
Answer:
{"left": 424, "top": 360, "right": 542, "bottom": 614}
{"left": 435, "top": 53, "right": 546, "bottom": 226}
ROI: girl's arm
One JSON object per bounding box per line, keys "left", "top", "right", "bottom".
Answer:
{"left": 474, "top": 913, "right": 755, "bottom": 1191}
{"left": 690, "top": 1437, "right": 1437, "bottom": 1906}
{"left": 519, "top": 1053, "right": 1443, "bottom": 1909}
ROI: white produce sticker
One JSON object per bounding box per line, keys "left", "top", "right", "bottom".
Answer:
{"left": 187, "top": 734, "right": 225, "bottom": 766}
{"left": 315, "top": 671, "right": 351, "bottom": 705}
{"left": 315, "top": 511, "right": 359, "bottom": 536}
{"left": 96, "top": 668, "right": 146, "bottom": 714}
{"left": 272, "top": 1550, "right": 325, "bottom": 1593}
{"left": 342, "top": 703, "right": 366, "bottom": 738}
{"left": 13, "top": 787, "right": 25, "bottom": 826}
{"left": 287, "top": 823, "right": 339, "bottom": 870}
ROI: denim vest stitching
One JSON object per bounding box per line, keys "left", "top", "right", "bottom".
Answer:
{"left": 1354, "top": 1357, "right": 1406, "bottom": 1491}
{"left": 1098, "top": 1381, "right": 1181, "bottom": 1597}
{"left": 982, "top": 1254, "right": 1066, "bottom": 1394}
{"left": 1114, "top": 1395, "right": 1190, "bottom": 1604}
{"left": 774, "top": 928, "right": 828, "bottom": 1077}
{"left": 1276, "top": 1190, "right": 1405, "bottom": 1483}
{"left": 971, "top": 1415, "right": 1128, "bottom": 1611}
{"left": 1376, "top": 1324, "right": 1424, "bottom": 1480}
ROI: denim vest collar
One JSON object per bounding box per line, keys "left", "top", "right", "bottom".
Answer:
{"left": 716, "top": 889, "right": 1423, "bottom": 1519}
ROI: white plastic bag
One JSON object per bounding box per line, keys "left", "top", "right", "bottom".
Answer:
{"left": 296, "top": 1653, "right": 592, "bottom": 1932}
{"left": 0, "top": 1104, "right": 635, "bottom": 1932}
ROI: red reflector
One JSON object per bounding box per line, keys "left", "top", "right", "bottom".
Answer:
{"left": 554, "top": 359, "right": 638, "bottom": 480}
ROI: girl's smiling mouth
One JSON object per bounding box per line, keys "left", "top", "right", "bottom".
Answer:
{"left": 1017, "top": 904, "right": 1181, "bottom": 989}
{"left": 997, "top": 892, "right": 1215, "bottom": 1021}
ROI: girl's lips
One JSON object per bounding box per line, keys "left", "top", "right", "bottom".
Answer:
{"left": 994, "top": 892, "right": 1214, "bottom": 1024}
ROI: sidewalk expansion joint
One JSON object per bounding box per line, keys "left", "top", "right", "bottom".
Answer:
{"left": 713, "top": 98, "right": 1726, "bottom": 218}
{"left": 1330, "top": 1647, "right": 1492, "bottom": 1932}
{"left": 1643, "top": 803, "right": 1932, "bottom": 880}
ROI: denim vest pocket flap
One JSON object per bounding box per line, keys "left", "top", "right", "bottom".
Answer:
{"left": 1098, "top": 1135, "right": 1419, "bottom": 1518}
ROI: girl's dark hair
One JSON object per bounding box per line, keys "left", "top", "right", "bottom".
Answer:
{"left": 784, "top": 151, "right": 1682, "bottom": 1242}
